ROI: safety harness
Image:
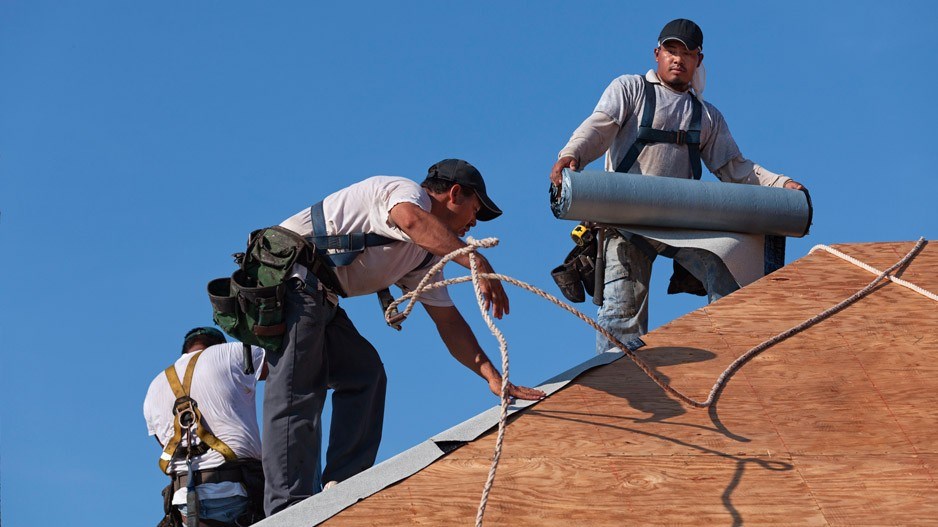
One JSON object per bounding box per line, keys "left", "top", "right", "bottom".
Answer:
{"left": 158, "top": 351, "right": 237, "bottom": 527}
{"left": 158, "top": 351, "right": 237, "bottom": 474}
{"left": 615, "top": 76, "right": 703, "bottom": 179}
{"left": 607, "top": 77, "right": 786, "bottom": 296}
{"left": 308, "top": 200, "right": 434, "bottom": 329}
{"left": 605, "top": 77, "right": 707, "bottom": 300}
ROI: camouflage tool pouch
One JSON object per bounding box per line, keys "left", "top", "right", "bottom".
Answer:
{"left": 208, "top": 226, "right": 325, "bottom": 353}
{"left": 208, "top": 275, "right": 286, "bottom": 352}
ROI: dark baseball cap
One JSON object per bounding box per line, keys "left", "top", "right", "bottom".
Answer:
{"left": 182, "top": 326, "right": 226, "bottom": 354}
{"left": 658, "top": 18, "right": 703, "bottom": 51}
{"left": 425, "top": 158, "right": 502, "bottom": 221}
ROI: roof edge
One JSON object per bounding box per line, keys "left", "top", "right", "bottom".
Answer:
{"left": 253, "top": 349, "right": 634, "bottom": 526}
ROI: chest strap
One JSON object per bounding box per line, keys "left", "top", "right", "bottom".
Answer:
{"left": 158, "top": 351, "right": 237, "bottom": 474}
{"left": 308, "top": 201, "right": 400, "bottom": 266}
{"left": 309, "top": 200, "right": 436, "bottom": 327}
{"left": 615, "top": 77, "right": 703, "bottom": 180}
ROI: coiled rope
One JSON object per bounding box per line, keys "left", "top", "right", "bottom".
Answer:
{"left": 386, "top": 237, "right": 934, "bottom": 526}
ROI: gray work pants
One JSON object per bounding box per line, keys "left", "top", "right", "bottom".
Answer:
{"left": 262, "top": 278, "right": 387, "bottom": 515}
{"left": 596, "top": 233, "right": 739, "bottom": 353}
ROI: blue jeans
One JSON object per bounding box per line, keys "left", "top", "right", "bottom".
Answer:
{"left": 596, "top": 233, "right": 739, "bottom": 353}
{"left": 177, "top": 494, "right": 249, "bottom": 525}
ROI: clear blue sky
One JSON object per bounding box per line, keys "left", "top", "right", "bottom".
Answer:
{"left": 2, "top": 2, "right": 936, "bottom": 524}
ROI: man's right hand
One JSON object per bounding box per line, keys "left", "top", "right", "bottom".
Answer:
{"left": 472, "top": 253, "right": 509, "bottom": 319}
{"left": 489, "top": 378, "right": 546, "bottom": 401}
{"left": 550, "top": 156, "right": 578, "bottom": 187}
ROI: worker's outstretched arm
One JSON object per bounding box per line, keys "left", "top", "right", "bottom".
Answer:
{"left": 423, "top": 304, "right": 545, "bottom": 401}
{"left": 390, "top": 202, "right": 508, "bottom": 318}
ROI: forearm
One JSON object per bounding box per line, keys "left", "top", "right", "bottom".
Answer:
{"left": 390, "top": 202, "right": 475, "bottom": 270}
{"left": 558, "top": 112, "right": 620, "bottom": 167}
{"left": 714, "top": 155, "right": 791, "bottom": 188}
{"left": 425, "top": 305, "right": 500, "bottom": 384}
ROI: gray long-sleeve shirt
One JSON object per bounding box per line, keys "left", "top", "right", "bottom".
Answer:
{"left": 559, "top": 70, "right": 790, "bottom": 188}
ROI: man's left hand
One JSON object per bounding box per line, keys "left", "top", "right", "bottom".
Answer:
{"left": 784, "top": 179, "right": 806, "bottom": 191}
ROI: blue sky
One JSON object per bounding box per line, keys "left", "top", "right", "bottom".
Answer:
{"left": 2, "top": 2, "right": 936, "bottom": 524}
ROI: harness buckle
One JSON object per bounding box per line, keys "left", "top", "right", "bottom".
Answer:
{"left": 675, "top": 130, "right": 686, "bottom": 145}
{"left": 173, "top": 396, "right": 198, "bottom": 429}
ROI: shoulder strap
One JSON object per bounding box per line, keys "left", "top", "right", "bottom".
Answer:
{"left": 414, "top": 250, "right": 434, "bottom": 272}
{"left": 615, "top": 76, "right": 657, "bottom": 174}
{"left": 375, "top": 250, "right": 435, "bottom": 330}
{"left": 308, "top": 201, "right": 399, "bottom": 267}
{"left": 687, "top": 95, "right": 703, "bottom": 180}
{"left": 158, "top": 352, "right": 237, "bottom": 474}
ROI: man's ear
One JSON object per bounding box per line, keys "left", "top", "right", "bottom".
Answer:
{"left": 653, "top": 47, "right": 660, "bottom": 63}
{"left": 448, "top": 184, "right": 464, "bottom": 203}
{"left": 697, "top": 52, "right": 704, "bottom": 66}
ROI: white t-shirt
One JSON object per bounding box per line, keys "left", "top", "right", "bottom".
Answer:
{"left": 143, "top": 343, "right": 265, "bottom": 504}
{"left": 280, "top": 176, "right": 454, "bottom": 307}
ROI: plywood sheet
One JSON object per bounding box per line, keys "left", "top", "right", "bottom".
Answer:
{"left": 320, "top": 241, "right": 938, "bottom": 526}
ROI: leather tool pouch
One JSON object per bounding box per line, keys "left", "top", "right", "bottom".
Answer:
{"left": 551, "top": 235, "right": 598, "bottom": 303}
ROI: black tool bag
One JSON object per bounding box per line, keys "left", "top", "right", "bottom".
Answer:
{"left": 551, "top": 235, "right": 597, "bottom": 303}
{"left": 208, "top": 226, "right": 345, "bottom": 353}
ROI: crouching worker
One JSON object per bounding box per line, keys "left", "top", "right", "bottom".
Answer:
{"left": 144, "top": 327, "right": 267, "bottom": 526}
{"left": 245, "top": 159, "right": 546, "bottom": 515}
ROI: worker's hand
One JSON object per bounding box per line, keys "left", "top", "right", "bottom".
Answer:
{"left": 489, "top": 378, "right": 547, "bottom": 401}
{"left": 784, "top": 179, "right": 806, "bottom": 191}
{"left": 473, "top": 254, "right": 509, "bottom": 319}
{"left": 550, "top": 156, "right": 578, "bottom": 187}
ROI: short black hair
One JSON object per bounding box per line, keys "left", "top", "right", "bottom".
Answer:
{"left": 421, "top": 177, "right": 475, "bottom": 196}
{"left": 181, "top": 327, "right": 227, "bottom": 354}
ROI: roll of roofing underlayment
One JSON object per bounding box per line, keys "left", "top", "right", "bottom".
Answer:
{"left": 550, "top": 169, "right": 813, "bottom": 287}
{"left": 551, "top": 169, "right": 812, "bottom": 237}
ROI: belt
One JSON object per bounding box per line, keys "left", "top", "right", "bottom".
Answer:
{"left": 172, "top": 466, "right": 245, "bottom": 493}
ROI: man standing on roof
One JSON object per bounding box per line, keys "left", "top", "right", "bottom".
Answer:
{"left": 144, "top": 327, "right": 267, "bottom": 526}
{"left": 264, "top": 158, "right": 545, "bottom": 515}
{"left": 549, "top": 18, "right": 807, "bottom": 353}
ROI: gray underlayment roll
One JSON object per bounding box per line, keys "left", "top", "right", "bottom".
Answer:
{"left": 551, "top": 169, "right": 812, "bottom": 238}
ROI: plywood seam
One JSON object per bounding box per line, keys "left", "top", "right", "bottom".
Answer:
{"left": 850, "top": 342, "right": 921, "bottom": 458}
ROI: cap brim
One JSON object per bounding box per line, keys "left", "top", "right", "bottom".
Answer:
{"left": 660, "top": 36, "right": 700, "bottom": 50}
{"left": 474, "top": 191, "right": 502, "bottom": 222}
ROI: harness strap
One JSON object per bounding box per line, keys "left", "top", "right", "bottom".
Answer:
{"left": 615, "top": 77, "right": 703, "bottom": 180}
{"left": 413, "top": 250, "right": 435, "bottom": 272}
{"left": 686, "top": 93, "right": 703, "bottom": 180}
{"left": 158, "top": 352, "right": 238, "bottom": 474}
{"left": 377, "top": 248, "right": 437, "bottom": 329}
{"left": 615, "top": 77, "right": 657, "bottom": 174}
{"left": 308, "top": 201, "right": 399, "bottom": 266}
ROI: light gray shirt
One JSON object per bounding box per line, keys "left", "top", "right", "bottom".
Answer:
{"left": 560, "top": 70, "right": 790, "bottom": 188}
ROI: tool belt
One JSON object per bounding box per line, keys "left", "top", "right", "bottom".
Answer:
{"left": 171, "top": 465, "right": 246, "bottom": 493}
{"left": 208, "top": 226, "right": 346, "bottom": 354}
{"left": 158, "top": 459, "right": 265, "bottom": 527}
{"left": 551, "top": 226, "right": 598, "bottom": 304}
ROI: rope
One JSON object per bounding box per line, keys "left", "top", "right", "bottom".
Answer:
{"left": 809, "top": 242, "right": 938, "bottom": 302}
{"left": 386, "top": 237, "right": 934, "bottom": 525}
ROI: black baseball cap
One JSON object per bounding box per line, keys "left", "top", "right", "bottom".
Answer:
{"left": 425, "top": 159, "right": 502, "bottom": 221}
{"left": 658, "top": 18, "right": 703, "bottom": 51}
{"left": 182, "top": 326, "right": 227, "bottom": 354}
